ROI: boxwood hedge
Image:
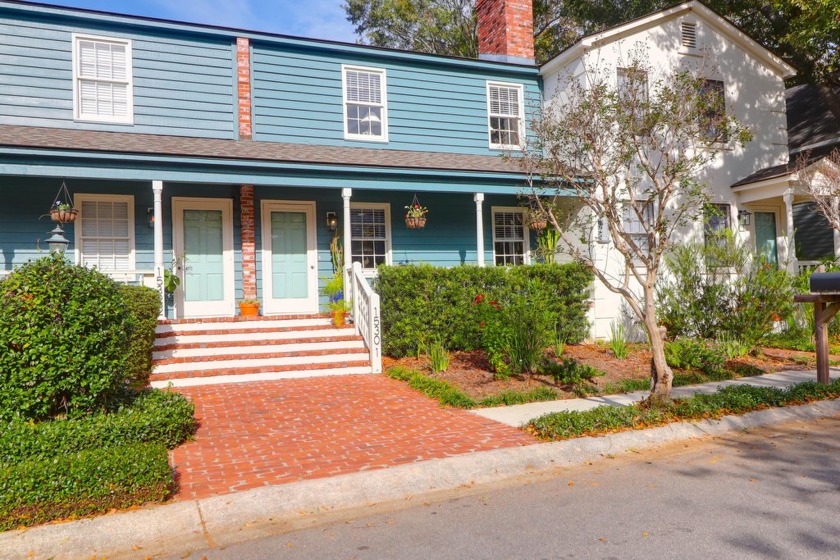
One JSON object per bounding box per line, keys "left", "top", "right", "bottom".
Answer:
{"left": 376, "top": 263, "right": 592, "bottom": 357}
{"left": 120, "top": 284, "right": 162, "bottom": 388}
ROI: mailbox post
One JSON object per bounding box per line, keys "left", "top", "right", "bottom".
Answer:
{"left": 793, "top": 272, "right": 840, "bottom": 384}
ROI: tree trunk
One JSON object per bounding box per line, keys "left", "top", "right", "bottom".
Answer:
{"left": 644, "top": 303, "right": 673, "bottom": 400}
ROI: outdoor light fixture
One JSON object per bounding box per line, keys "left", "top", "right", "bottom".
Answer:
{"left": 147, "top": 207, "right": 155, "bottom": 229}
{"left": 326, "top": 211, "right": 338, "bottom": 232}
{"left": 46, "top": 224, "right": 70, "bottom": 254}
{"left": 738, "top": 209, "right": 752, "bottom": 227}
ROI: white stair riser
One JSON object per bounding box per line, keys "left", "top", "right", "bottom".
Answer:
{"left": 155, "top": 317, "right": 332, "bottom": 335}
{"left": 150, "top": 366, "right": 374, "bottom": 388}
{"left": 152, "top": 352, "right": 367, "bottom": 374}
{"left": 154, "top": 327, "right": 356, "bottom": 347}
{"left": 153, "top": 340, "right": 366, "bottom": 361}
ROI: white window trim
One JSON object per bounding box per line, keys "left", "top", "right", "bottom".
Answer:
{"left": 73, "top": 193, "right": 136, "bottom": 272}
{"left": 72, "top": 33, "right": 134, "bottom": 124}
{"left": 486, "top": 81, "right": 525, "bottom": 151}
{"left": 491, "top": 206, "right": 530, "bottom": 265}
{"left": 342, "top": 65, "right": 388, "bottom": 143}
{"left": 349, "top": 202, "right": 392, "bottom": 272}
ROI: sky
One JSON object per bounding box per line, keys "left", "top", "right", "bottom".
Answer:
{"left": 36, "top": 0, "right": 358, "bottom": 42}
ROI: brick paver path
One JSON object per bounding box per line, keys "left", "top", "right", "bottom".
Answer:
{"left": 170, "top": 375, "right": 537, "bottom": 500}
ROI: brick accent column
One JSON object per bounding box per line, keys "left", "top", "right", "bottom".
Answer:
{"left": 475, "top": 0, "right": 534, "bottom": 63}
{"left": 240, "top": 184, "right": 257, "bottom": 299}
{"left": 236, "top": 37, "right": 253, "bottom": 140}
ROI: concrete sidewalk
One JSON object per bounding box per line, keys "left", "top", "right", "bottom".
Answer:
{"left": 472, "top": 369, "right": 840, "bottom": 427}
{"left": 2, "top": 369, "right": 839, "bottom": 560}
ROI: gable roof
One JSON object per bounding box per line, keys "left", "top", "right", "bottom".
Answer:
{"left": 540, "top": 0, "right": 796, "bottom": 79}
{"left": 786, "top": 84, "right": 840, "bottom": 153}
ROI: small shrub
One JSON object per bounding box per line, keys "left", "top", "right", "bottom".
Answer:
{"left": 715, "top": 332, "right": 751, "bottom": 360}
{"left": 665, "top": 337, "right": 726, "bottom": 375}
{"left": 0, "top": 255, "right": 136, "bottom": 422}
{"left": 0, "top": 442, "right": 171, "bottom": 530}
{"left": 608, "top": 322, "right": 629, "bottom": 359}
{"left": 120, "top": 285, "right": 161, "bottom": 388}
{"left": 425, "top": 338, "right": 451, "bottom": 374}
{"left": 541, "top": 357, "right": 604, "bottom": 385}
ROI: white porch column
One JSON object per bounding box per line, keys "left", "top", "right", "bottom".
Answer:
{"left": 342, "top": 188, "right": 352, "bottom": 291}
{"left": 152, "top": 180, "right": 165, "bottom": 320}
{"left": 474, "top": 193, "right": 485, "bottom": 267}
{"left": 784, "top": 190, "right": 796, "bottom": 274}
{"left": 834, "top": 228, "right": 840, "bottom": 260}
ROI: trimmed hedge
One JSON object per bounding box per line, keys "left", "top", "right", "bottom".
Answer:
{"left": 0, "top": 389, "right": 196, "bottom": 463}
{"left": 377, "top": 263, "right": 592, "bottom": 357}
{"left": 0, "top": 442, "right": 171, "bottom": 531}
{"left": 120, "top": 284, "right": 161, "bottom": 388}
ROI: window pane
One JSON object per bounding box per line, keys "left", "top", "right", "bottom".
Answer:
{"left": 350, "top": 207, "right": 388, "bottom": 269}
{"left": 79, "top": 199, "right": 131, "bottom": 272}
{"left": 493, "top": 211, "right": 526, "bottom": 266}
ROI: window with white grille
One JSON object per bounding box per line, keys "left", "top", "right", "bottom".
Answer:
{"left": 350, "top": 204, "right": 391, "bottom": 270}
{"left": 76, "top": 195, "right": 135, "bottom": 272}
{"left": 681, "top": 21, "right": 698, "bottom": 49}
{"left": 73, "top": 35, "right": 133, "bottom": 123}
{"left": 492, "top": 208, "right": 529, "bottom": 265}
{"left": 343, "top": 66, "right": 387, "bottom": 141}
{"left": 487, "top": 82, "right": 524, "bottom": 149}
{"left": 623, "top": 200, "right": 655, "bottom": 256}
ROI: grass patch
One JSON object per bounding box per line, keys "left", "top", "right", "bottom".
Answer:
{"left": 528, "top": 379, "right": 840, "bottom": 441}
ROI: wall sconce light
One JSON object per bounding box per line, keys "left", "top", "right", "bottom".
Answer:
{"left": 147, "top": 207, "right": 155, "bottom": 229}
{"left": 326, "top": 211, "right": 338, "bottom": 232}
{"left": 46, "top": 224, "right": 70, "bottom": 254}
{"left": 737, "top": 209, "right": 752, "bottom": 227}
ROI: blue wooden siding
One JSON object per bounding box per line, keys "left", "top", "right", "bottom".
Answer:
{"left": 0, "top": 13, "right": 235, "bottom": 138}
{"left": 251, "top": 45, "right": 540, "bottom": 154}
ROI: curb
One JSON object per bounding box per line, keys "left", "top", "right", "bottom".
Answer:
{"left": 4, "top": 398, "right": 840, "bottom": 559}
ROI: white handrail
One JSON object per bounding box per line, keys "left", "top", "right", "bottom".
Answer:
{"left": 351, "top": 262, "right": 382, "bottom": 374}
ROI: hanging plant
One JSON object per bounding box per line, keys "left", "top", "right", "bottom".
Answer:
{"left": 405, "top": 193, "right": 428, "bottom": 229}
{"left": 48, "top": 180, "right": 78, "bottom": 224}
{"left": 527, "top": 209, "right": 548, "bottom": 231}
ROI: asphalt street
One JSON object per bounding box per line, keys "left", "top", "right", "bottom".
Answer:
{"left": 171, "top": 414, "right": 840, "bottom": 560}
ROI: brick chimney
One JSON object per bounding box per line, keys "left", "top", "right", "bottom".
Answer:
{"left": 476, "top": 0, "right": 535, "bottom": 64}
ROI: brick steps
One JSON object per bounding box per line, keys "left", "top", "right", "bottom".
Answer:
{"left": 151, "top": 314, "right": 372, "bottom": 386}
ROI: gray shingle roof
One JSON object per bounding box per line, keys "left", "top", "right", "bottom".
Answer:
{"left": 786, "top": 84, "right": 840, "bottom": 151}
{"left": 0, "top": 125, "right": 524, "bottom": 175}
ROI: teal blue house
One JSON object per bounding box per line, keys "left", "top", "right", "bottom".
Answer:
{"left": 0, "top": 0, "right": 541, "bottom": 320}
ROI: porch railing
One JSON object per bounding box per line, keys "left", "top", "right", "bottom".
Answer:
{"left": 0, "top": 269, "right": 155, "bottom": 286}
{"left": 350, "top": 261, "right": 382, "bottom": 374}
{"left": 797, "top": 260, "right": 824, "bottom": 275}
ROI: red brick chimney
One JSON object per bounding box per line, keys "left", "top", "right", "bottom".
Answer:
{"left": 476, "top": 0, "right": 535, "bottom": 64}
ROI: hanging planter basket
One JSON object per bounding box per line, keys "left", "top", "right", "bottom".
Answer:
{"left": 48, "top": 180, "right": 79, "bottom": 224}
{"left": 528, "top": 218, "right": 548, "bottom": 231}
{"left": 404, "top": 193, "right": 428, "bottom": 230}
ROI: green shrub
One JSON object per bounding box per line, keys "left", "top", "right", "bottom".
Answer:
{"left": 120, "top": 285, "right": 161, "bottom": 388}
{"left": 665, "top": 337, "right": 726, "bottom": 375}
{"left": 608, "top": 322, "right": 629, "bottom": 359}
{"left": 0, "top": 389, "right": 196, "bottom": 463}
{"left": 425, "top": 338, "right": 451, "bottom": 374}
{"left": 0, "top": 442, "right": 171, "bottom": 530}
{"left": 541, "top": 357, "right": 604, "bottom": 385}
{"left": 387, "top": 367, "right": 476, "bottom": 408}
{"left": 0, "top": 255, "right": 136, "bottom": 421}
{"left": 376, "top": 263, "right": 592, "bottom": 358}
{"left": 478, "top": 387, "right": 558, "bottom": 407}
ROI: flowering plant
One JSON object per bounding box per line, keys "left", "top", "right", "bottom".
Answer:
{"left": 405, "top": 204, "right": 428, "bottom": 219}
{"left": 52, "top": 200, "right": 73, "bottom": 211}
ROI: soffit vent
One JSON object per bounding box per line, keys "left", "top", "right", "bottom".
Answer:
{"left": 681, "top": 21, "right": 698, "bottom": 49}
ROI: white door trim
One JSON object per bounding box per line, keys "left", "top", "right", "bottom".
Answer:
{"left": 172, "top": 197, "right": 235, "bottom": 318}
{"left": 261, "top": 200, "right": 319, "bottom": 314}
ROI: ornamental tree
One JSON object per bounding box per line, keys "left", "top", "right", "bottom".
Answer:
{"left": 522, "top": 55, "right": 751, "bottom": 399}
{"left": 795, "top": 148, "right": 840, "bottom": 232}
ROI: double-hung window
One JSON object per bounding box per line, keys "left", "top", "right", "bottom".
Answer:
{"left": 492, "top": 207, "right": 529, "bottom": 265}
{"left": 73, "top": 35, "right": 133, "bottom": 124}
{"left": 343, "top": 66, "right": 388, "bottom": 141}
{"left": 75, "top": 194, "right": 135, "bottom": 272}
{"left": 698, "top": 79, "right": 726, "bottom": 141}
{"left": 487, "top": 82, "right": 524, "bottom": 149}
{"left": 704, "top": 203, "right": 731, "bottom": 246}
{"left": 623, "top": 200, "right": 654, "bottom": 256}
{"left": 350, "top": 203, "right": 391, "bottom": 271}
{"left": 617, "top": 67, "right": 648, "bottom": 126}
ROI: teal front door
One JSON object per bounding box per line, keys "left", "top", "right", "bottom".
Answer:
{"left": 173, "top": 198, "right": 234, "bottom": 317}
{"left": 262, "top": 201, "right": 317, "bottom": 314}
{"left": 754, "top": 211, "right": 778, "bottom": 266}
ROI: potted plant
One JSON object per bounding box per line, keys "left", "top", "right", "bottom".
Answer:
{"left": 322, "top": 273, "right": 347, "bottom": 327}
{"left": 239, "top": 298, "right": 261, "bottom": 317}
{"left": 405, "top": 202, "right": 428, "bottom": 229}
{"left": 49, "top": 201, "right": 78, "bottom": 224}
{"left": 526, "top": 208, "right": 548, "bottom": 231}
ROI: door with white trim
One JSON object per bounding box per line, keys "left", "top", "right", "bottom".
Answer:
{"left": 172, "top": 197, "right": 235, "bottom": 317}
{"left": 261, "top": 200, "right": 318, "bottom": 314}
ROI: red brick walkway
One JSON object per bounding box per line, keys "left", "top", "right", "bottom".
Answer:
{"left": 170, "top": 375, "right": 537, "bottom": 500}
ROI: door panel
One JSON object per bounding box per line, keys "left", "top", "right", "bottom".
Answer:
{"left": 262, "top": 201, "right": 317, "bottom": 314}
{"left": 754, "top": 211, "right": 778, "bottom": 266}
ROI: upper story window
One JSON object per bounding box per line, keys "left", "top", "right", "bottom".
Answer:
{"left": 487, "top": 82, "right": 524, "bottom": 150}
{"left": 617, "top": 67, "right": 648, "bottom": 125}
{"left": 704, "top": 203, "right": 731, "bottom": 245}
{"left": 699, "top": 79, "right": 726, "bottom": 141}
{"left": 623, "top": 200, "right": 654, "bottom": 256}
{"left": 72, "top": 35, "right": 133, "bottom": 124}
{"left": 492, "top": 207, "right": 529, "bottom": 265}
{"left": 75, "top": 194, "right": 135, "bottom": 272}
{"left": 350, "top": 203, "right": 391, "bottom": 271}
{"left": 343, "top": 66, "right": 388, "bottom": 142}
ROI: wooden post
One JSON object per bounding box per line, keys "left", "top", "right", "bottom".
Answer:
{"left": 815, "top": 301, "right": 830, "bottom": 384}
